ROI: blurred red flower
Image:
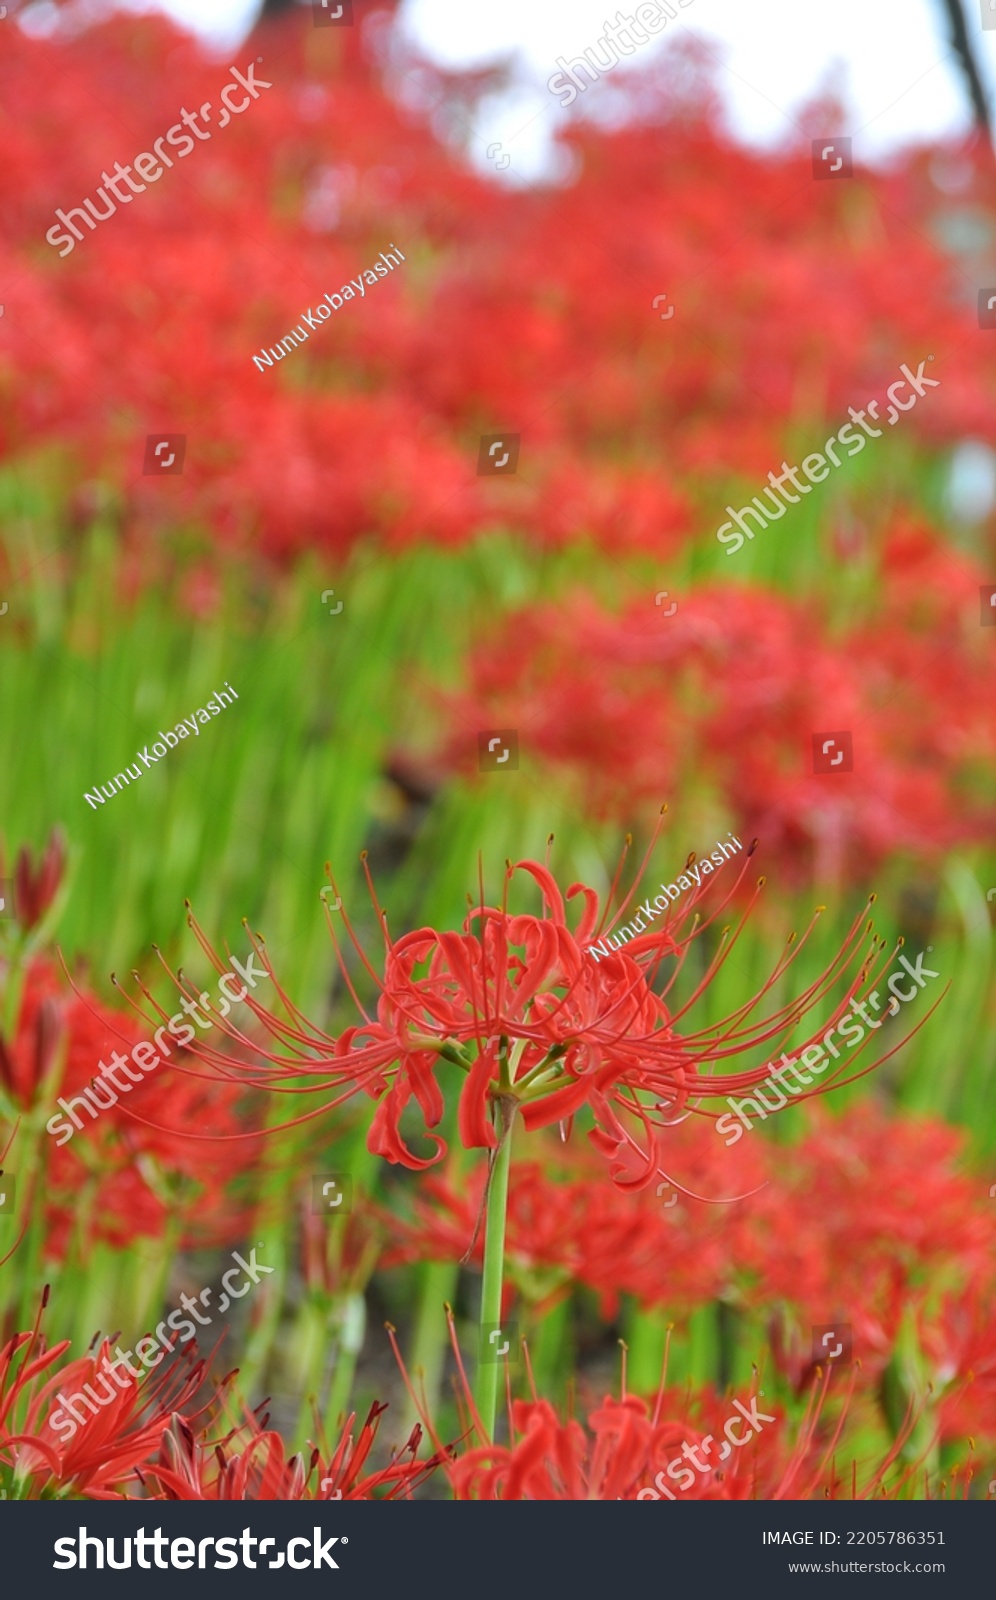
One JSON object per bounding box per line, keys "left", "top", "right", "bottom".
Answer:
{"left": 2, "top": 10, "right": 994, "bottom": 571}
{"left": 0, "top": 956, "right": 260, "bottom": 1254}
{"left": 432, "top": 551, "right": 995, "bottom": 881}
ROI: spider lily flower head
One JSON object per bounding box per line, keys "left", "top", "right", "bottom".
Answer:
{"left": 311, "top": 1402, "right": 439, "bottom": 1502}
{"left": 147, "top": 1403, "right": 438, "bottom": 1501}
{"left": 442, "top": 1389, "right": 826, "bottom": 1502}
{"left": 386, "top": 1308, "right": 916, "bottom": 1501}
{"left": 300, "top": 1201, "right": 382, "bottom": 1301}
{"left": 0, "top": 1297, "right": 225, "bottom": 1499}
{"left": 1, "top": 957, "right": 261, "bottom": 1256}
{"left": 169, "top": 827, "right": 935, "bottom": 1192}
{"left": 147, "top": 1414, "right": 307, "bottom": 1501}
{"left": 0, "top": 828, "right": 68, "bottom": 935}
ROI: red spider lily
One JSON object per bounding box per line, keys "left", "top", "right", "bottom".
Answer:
{"left": 4, "top": 10, "right": 995, "bottom": 576}
{"left": 0, "top": 1302, "right": 224, "bottom": 1499}
{"left": 144, "top": 1404, "right": 437, "bottom": 1501}
{"left": 432, "top": 554, "right": 995, "bottom": 882}
{"left": 731, "top": 1104, "right": 991, "bottom": 1390}
{"left": 387, "top": 1309, "right": 923, "bottom": 1501}
{"left": 0, "top": 957, "right": 260, "bottom": 1254}
{"left": 312, "top": 1402, "right": 439, "bottom": 1502}
{"left": 442, "top": 1390, "right": 832, "bottom": 1502}
{"left": 379, "top": 1131, "right": 766, "bottom": 1319}
{"left": 0, "top": 829, "right": 67, "bottom": 933}
{"left": 923, "top": 1284, "right": 996, "bottom": 1446}
{"left": 155, "top": 837, "right": 932, "bottom": 1195}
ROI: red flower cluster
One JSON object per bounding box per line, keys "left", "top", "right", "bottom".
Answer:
{"left": 1, "top": 956, "right": 259, "bottom": 1253}
{"left": 0, "top": 1309, "right": 431, "bottom": 1502}
{"left": 381, "top": 1100, "right": 992, "bottom": 1433}
{"left": 432, "top": 528, "right": 996, "bottom": 878}
{"left": 1, "top": 11, "right": 994, "bottom": 570}
{"left": 0, "top": 1312, "right": 219, "bottom": 1499}
{"left": 146, "top": 1406, "right": 433, "bottom": 1501}
{"left": 388, "top": 1310, "right": 936, "bottom": 1501}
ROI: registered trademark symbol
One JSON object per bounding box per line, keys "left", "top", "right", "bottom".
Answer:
{"left": 341, "top": 1537, "right": 348, "bottom": 1544}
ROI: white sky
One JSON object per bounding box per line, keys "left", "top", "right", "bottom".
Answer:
{"left": 109, "top": 0, "right": 996, "bottom": 178}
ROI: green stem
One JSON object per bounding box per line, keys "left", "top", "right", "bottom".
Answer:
{"left": 399, "top": 1257, "right": 461, "bottom": 1437}
{"left": 323, "top": 1291, "right": 366, "bottom": 1440}
{"left": 474, "top": 1100, "right": 515, "bottom": 1441}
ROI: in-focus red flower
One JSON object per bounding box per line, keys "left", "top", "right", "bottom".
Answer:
{"left": 155, "top": 838, "right": 927, "bottom": 1194}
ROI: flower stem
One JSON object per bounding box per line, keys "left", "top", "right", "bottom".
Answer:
{"left": 474, "top": 1097, "right": 515, "bottom": 1441}
{"left": 399, "top": 1257, "right": 461, "bottom": 1437}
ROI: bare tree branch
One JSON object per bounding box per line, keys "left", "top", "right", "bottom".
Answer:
{"left": 939, "top": 0, "right": 992, "bottom": 140}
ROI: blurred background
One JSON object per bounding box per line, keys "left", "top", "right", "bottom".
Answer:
{"left": 0, "top": 0, "right": 994, "bottom": 1499}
